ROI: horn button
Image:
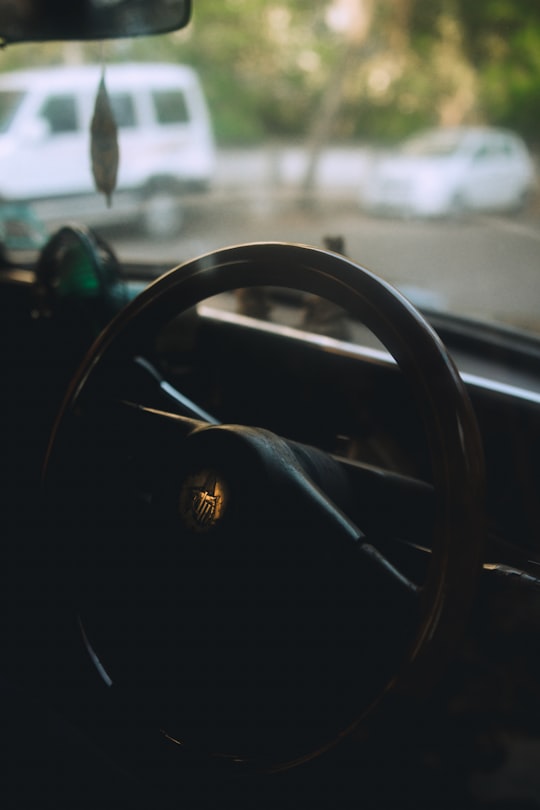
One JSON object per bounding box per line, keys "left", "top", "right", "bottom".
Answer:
{"left": 176, "top": 423, "right": 322, "bottom": 539}
{"left": 176, "top": 420, "right": 316, "bottom": 541}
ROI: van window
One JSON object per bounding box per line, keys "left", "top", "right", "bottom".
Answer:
{"left": 110, "top": 93, "right": 136, "bottom": 129}
{"left": 40, "top": 95, "right": 78, "bottom": 134}
{"left": 0, "top": 91, "right": 24, "bottom": 133}
{"left": 152, "top": 90, "right": 189, "bottom": 125}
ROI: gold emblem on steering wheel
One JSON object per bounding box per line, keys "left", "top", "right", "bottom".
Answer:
{"left": 179, "top": 469, "right": 228, "bottom": 532}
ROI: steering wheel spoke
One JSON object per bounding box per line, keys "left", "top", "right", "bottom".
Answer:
{"left": 358, "top": 541, "right": 420, "bottom": 596}
{"left": 117, "top": 398, "right": 206, "bottom": 437}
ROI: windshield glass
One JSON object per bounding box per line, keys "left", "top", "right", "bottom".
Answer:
{"left": 1, "top": 1, "right": 539, "bottom": 336}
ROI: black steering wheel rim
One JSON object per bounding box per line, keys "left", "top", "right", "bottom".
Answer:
{"left": 43, "top": 241, "right": 485, "bottom": 771}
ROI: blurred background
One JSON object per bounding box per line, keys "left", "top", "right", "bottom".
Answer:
{"left": 1, "top": 0, "right": 539, "bottom": 332}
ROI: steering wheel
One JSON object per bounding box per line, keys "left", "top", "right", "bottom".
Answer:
{"left": 42, "top": 242, "right": 484, "bottom": 774}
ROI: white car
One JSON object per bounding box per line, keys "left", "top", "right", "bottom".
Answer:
{"left": 360, "top": 126, "right": 537, "bottom": 218}
{"left": 0, "top": 62, "right": 216, "bottom": 237}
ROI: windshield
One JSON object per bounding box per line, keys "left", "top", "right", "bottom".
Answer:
{"left": 1, "top": 1, "right": 539, "bottom": 337}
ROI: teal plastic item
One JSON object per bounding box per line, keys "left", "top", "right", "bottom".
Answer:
{"left": 0, "top": 202, "right": 48, "bottom": 251}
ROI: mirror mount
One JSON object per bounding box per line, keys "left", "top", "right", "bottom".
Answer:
{"left": 0, "top": 0, "right": 191, "bottom": 45}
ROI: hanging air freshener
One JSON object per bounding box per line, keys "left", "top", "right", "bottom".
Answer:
{"left": 90, "top": 68, "right": 119, "bottom": 207}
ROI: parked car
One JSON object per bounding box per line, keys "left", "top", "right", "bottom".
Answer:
{"left": 1, "top": 2, "right": 540, "bottom": 810}
{"left": 360, "top": 126, "right": 537, "bottom": 218}
{"left": 0, "top": 61, "right": 215, "bottom": 237}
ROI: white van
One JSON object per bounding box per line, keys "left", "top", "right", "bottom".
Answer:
{"left": 0, "top": 62, "right": 215, "bottom": 237}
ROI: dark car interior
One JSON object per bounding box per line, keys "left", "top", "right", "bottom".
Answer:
{"left": 2, "top": 2, "right": 540, "bottom": 809}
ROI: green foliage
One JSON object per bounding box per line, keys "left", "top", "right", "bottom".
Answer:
{"left": 177, "top": 1, "right": 328, "bottom": 142}
{"left": 454, "top": 0, "right": 540, "bottom": 141}
{"left": 0, "top": 0, "right": 538, "bottom": 145}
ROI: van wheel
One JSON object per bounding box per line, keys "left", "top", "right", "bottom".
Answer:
{"left": 448, "top": 191, "right": 466, "bottom": 220}
{"left": 142, "top": 190, "right": 184, "bottom": 239}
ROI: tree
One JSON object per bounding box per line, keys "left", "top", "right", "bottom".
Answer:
{"left": 455, "top": 0, "right": 540, "bottom": 141}
{"left": 0, "top": 0, "right": 538, "bottom": 145}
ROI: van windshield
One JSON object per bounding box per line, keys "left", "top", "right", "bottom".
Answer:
{"left": 0, "top": 90, "right": 23, "bottom": 133}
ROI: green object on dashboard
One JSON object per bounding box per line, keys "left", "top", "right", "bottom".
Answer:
{"left": 56, "top": 244, "right": 101, "bottom": 297}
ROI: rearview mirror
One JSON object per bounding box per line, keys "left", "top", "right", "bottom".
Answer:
{"left": 0, "top": 0, "right": 191, "bottom": 44}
